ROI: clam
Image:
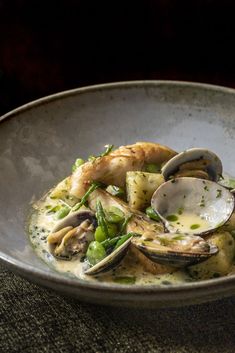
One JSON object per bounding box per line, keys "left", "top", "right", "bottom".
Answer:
{"left": 151, "top": 177, "right": 234, "bottom": 235}
{"left": 52, "top": 210, "right": 97, "bottom": 232}
{"left": 83, "top": 183, "right": 227, "bottom": 273}
{"left": 162, "top": 148, "right": 222, "bottom": 182}
{"left": 84, "top": 236, "right": 132, "bottom": 275}
{"left": 87, "top": 188, "right": 216, "bottom": 272}
{"left": 131, "top": 232, "right": 218, "bottom": 267}
{"left": 48, "top": 210, "right": 97, "bottom": 259}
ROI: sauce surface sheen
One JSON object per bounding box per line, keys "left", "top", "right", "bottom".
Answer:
{"left": 29, "top": 194, "right": 192, "bottom": 286}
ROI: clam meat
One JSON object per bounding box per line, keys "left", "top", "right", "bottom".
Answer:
{"left": 47, "top": 210, "right": 97, "bottom": 259}
{"left": 162, "top": 148, "right": 222, "bottom": 182}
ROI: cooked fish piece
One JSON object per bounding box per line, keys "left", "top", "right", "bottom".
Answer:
{"left": 70, "top": 142, "right": 176, "bottom": 198}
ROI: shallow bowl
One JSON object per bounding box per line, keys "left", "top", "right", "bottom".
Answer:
{"left": 1, "top": 81, "right": 235, "bottom": 308}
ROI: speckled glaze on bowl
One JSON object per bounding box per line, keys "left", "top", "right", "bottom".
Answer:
{"left": 1, "top": 81, "right": 235, "bottom": 308}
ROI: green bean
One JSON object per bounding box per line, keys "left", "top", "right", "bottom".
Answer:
{"left": 114, "top": 233, "right": 133, "bottom": 250}
{"left": 101, "top": 236, "right": 120, "bottom": 249}
{"left": 119, "top": 214, "right": 133, "bottom": 234}
{"left": 72, "top": 181, "right": 101, "bottom": 211}
{"left": 96, "top": 200, "right": 110, "bottom": 238}
{"left": 101, "top": 232, "right": 139, "bottom": 251}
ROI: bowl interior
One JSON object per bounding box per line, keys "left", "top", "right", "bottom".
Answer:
{"left": 1, "top": 81, "right": 235, "bottom": 296}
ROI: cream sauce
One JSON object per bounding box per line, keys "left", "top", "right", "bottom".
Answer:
{"left": 29, "top": 195, "right": 192, "bottom": 285}
{"left": 29, "top": 191, "right": 235, "bottom": 285}
{"left": 166, "top": 213, "right": 211, "bottom": 233}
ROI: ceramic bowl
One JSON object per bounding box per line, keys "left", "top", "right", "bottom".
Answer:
{"left": 1, "top": 81, "right": 235, "bottom": 308}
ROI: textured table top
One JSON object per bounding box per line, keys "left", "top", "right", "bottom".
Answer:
{"left": 1, "top": 263, "right": 235, "bottom": 353}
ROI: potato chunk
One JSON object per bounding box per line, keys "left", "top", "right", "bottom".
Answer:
{"left": 126, "top": 172, "right": 164, "bottom": 210}
{"left": 188, "top": 231, "right": 235, "bottom": 279}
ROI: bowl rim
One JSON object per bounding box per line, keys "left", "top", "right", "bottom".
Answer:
{"left": 1, "top": 79, "right": 235, "bottom": 296}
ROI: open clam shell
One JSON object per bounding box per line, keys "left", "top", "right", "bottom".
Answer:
{"left": 132, "top": 233, "right": 218, "bottom": 267}
{"left": 84, "top": 236, "right": 132, "bottom": 275}
{"left": 162, "top": 148, "right": 222, "bottom": 182}
{"left": 52, "top": 210, "right": 97, "bottom": 232}
{"left": 48, "top": 210, "right": 97, "bottom": 260}
{"left": 151, "top": 178, "right": 234, "bottom": 235}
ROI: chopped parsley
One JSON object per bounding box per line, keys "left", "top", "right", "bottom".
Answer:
{"left": 216, "top": 189, "right": 222, "bottom": 198}
{"left": 190, "top": 224, "right": 200, "bottom": 230}
{"left": 166, "top": 214, "right": 178, "bottom": 222}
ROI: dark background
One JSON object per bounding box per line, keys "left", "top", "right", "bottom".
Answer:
{"left": 1, "top": 0, "right": 235, "bottom": 115}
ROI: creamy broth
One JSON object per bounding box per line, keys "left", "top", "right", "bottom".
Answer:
{"left": 28, "top": 143, "right": 235, "bottom": 286}
{"left": 29, "top": 194, "right": 193, "bottom": 285}
{"left": 166, "top": 213, "right": 211, "bottom": 233}
{"left": 29, "top": 192, "right": 235, "bottom": 285}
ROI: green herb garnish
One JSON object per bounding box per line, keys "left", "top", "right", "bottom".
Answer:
{"left": 46, "top": 205, "right": 61, "bottom": 214}
{"left": 200, "top": 195, "right": 205, "bottom": 207}
{"left": 177, "top": 207, "right": 184, "bottom": 215}
{"left": 158, "top": 234, "right": 185, "bottom": 246}
{"left": 72, "top": 158, "right": 85, "bottom": 172}
{"left": 145, "top": 163, "right": 161, "bottom": 173}
{"left": 166, "top": 214, "right": 178, "bottom": 222}
{"left": 88, "top": 144, "right": 114, "bottom": 162}
{"left": 113, "top": 276, "right": 136, "bottom": 285}
{"left": 190, "top": 224, "right": 200, "bottom": 230}
{"left": 100, "top": 144, "right": 114, "bottom": 157}
{"left": 216, "top": 189, "right": 222, "bottom": 198}
{"left": 72, "top": 181, "right": 102, "bottom": 211}
{"left": 172, "top": 234, "right": 185, "bottom": 241}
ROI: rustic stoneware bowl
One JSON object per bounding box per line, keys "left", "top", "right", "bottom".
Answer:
{"left": 1, "top": 81, "right": 235, "bottom": 308}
